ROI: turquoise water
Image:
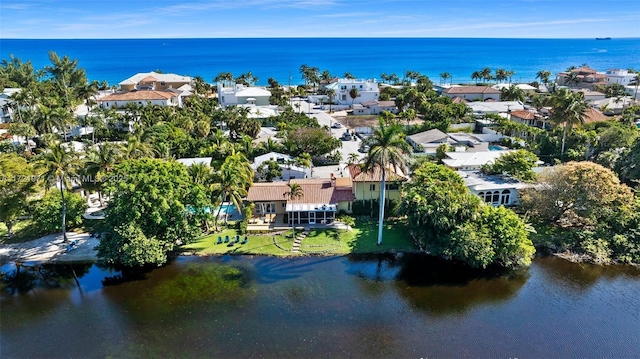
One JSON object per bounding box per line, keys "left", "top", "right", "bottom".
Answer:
{"left": 1, "top": 38, "right": 638, "bottom": 86}
{"left": 186, "top": 204, "right": 236, "bottom": 214}
{"left": 489, "top": 145, "right": 505, "bottom": 151}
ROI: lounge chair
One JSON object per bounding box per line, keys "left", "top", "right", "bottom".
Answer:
{"left": 235, "top": 235, "right": 240, "bottom": 243}
{"left": 241, "top": 236, "right": 248, "bottom": 244}
{"left": 217, "top": 236, "right": 222, "bottom": 244}
{"left": 224, "top": 235, "right": 230, "bottom": 243}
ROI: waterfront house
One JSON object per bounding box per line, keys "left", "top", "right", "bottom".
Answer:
{"left": 555, "top": 66, "right": 606, "bottom": 90}
{"left": 252, "top": 152, "right": 311, "bottom": 181}
{"left": 458, "top": 170, "right": 526, "bottom": 206}
{"left": 246, "top": 178, "right": 354, "bottom": 227}
{"left": 442, "top": 86, "right": 501, "bottom": 101}
{"left": 466, "top": 101, "right": 525, "bottom": 115}
{"left": 347, "top": 164, "right": 407, "bottom": 203}
{"left": 217, "top": 83, "right": 271, "bottom": 107}
{"left": 325, "top": 78, "right": 379, "bottom": 106}
{"left": 118, "top": 72, "right": 192, "bottom": 92}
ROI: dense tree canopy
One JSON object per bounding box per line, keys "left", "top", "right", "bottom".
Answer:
{"left": 481, "top": 149, "right": 539, "bottom": 181}
{"left": 399, "top": 162, "right": 534, "bottom": 268}
{"left": 96, "top": 159, "right": 203, "bottom": 266}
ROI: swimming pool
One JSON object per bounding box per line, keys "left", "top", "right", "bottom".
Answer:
{"left": 489, "top": 145, "right": 504, "bottom": 151}
{"left": 187, "top": 204, "right": 237, "bottom": 215}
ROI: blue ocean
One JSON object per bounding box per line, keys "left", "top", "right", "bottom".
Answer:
{"left": 1, "top": 38, "right": 639, "bottom": 86}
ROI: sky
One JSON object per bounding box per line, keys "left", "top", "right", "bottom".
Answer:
{"left": 1, "top": 0, "right": 639, "bottom": 39}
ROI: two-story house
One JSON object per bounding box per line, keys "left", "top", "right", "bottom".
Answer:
{"left": 555, "top": 66, "right": 606, "bottom": 89}
{"left": 325, "top": 78, "right": 379, "bottom": 106}
{"left": 217, "top": 83, "right": 271, "bottom": 107}
{"left": 442, "top": 86, "right": 501, "bottom": 101}
{"left": 347, "top": 164, "right": 407, "bottom": 203}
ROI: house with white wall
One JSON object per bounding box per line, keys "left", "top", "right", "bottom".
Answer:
{"left": 458, "top": 170, "right": 526, "bottom": 206}
{"left": 605, "top": 69, "right": 638, "bottom": 86}
{"left": 325, "top": 78, "right": 379, "bottom": 106}
{"left": 0, "top": 88, "right": 21, "bottom": 123}
{"left": 442, "top": 150, "right": 514, "bottom": 171}
{"left": 97, "top": 90, "right": 183, "bottom": 109}
{"left": 217, "top": 83, "right": 271, "bottom": 107}
{"left": 252, "top": 152, "right": 311, "bottom": 181}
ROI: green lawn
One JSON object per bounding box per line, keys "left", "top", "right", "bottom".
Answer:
{"left": 0, "top": 220, "right": 46, "bottom": 244}
{"left": 182, "top": 219, "right": 418, "bottom": 256}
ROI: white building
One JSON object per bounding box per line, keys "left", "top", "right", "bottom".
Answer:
{"left": 119, "top": 72, "right": 192, "bottom": 92}
{"left": 605, "top": 69, "right": 638, "bottom": 86}
{"left": 442, "top": 150, "right": 514, "bottom": 171}
{"left": 177, "top": 157, "right": 213, "bottom": 167}
{"left": 217, "top": 83, "right": 271, "bottom": 107}
{"left": 252, "top": 152, "right": 311, "bottom": 181}
{"left": 466, "top": 101, "right": 525, "bottom": 115}
{"left": 0, "top": 88, "right": 21, "bottom": 123}
{"left": 325, "top": 79, "right": 379, "bottom": 106}
{"left": 458, "top": 170, "right": 527, "bottom": 206}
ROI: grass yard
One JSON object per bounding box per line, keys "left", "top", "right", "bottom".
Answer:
{"left": 182, "top": 219, "right": 418, "bottom": 256}
{"left": 0, "top": 220, "right": 46, "bottom": 244}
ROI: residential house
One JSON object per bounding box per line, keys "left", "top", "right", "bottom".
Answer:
{"left": 325, "top": 78, "right": 379, "bottom": 106}
{"left": 466, "top": 101, "right": 525, "bottom": 115}
{"left": 605, "top": 69, "right": 638, "bottom": 86}
{"left": 177, "top": 157, "right": 213, "bottom": 167}
{"left": 509, "top": 109, "right": 551, "bottom": 136}
{"left": 246, "top": 178, "right": 355, "bottom": 227}
{"left": 406, "top": 128, "right": 451, "bottom": 153}
{"left": 458, "top": 170, "right": 526, "bottom": 206}
{"left": 351, "top": 100, "right": 398, "bottom": 115}
{"left": 0, "top": 88, "right": 21, "bottom": 123}
{"left": 97, "top": 90, "right": 184, "bottom": 109}
{"left": 441, "top": 150, "right": 514, "bottom": 171}
{"left": 217, "top": 83, "right": 271, "bottom": 107}
{"left": 573, "top": 89, "right": 606, "bottom": 102}
{"left": 442, "top": 86, "right": 501, "bottom": 101}
{"left": 347, "top": 164, "right": 407, "bottom": 203}
{"left": 492, "top": 83, "right": 538, "bottom": 96}
{"left": 555, "top": 66, "right": 606, "bottom": 89}
{"left": 252, "top": 152, "right": 311, "bottom": 181}
{"left": 118, "top": 72, "right": 192, "bottom": 92}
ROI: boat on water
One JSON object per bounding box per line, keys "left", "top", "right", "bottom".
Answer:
{"left": 596, "top": 37, "right": 611, "bottom": 40}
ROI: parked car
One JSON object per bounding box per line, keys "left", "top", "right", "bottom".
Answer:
{"left": 341, "top": 131, "right": 352, "bottom": 141}
{"left": 331, "top": 122, "right": 342, "bottom": 129}
{"left": 358, "top": 144, "right": 370, "bottom": 153}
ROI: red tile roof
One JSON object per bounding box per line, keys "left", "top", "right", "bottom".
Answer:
{"left": 510, "top": 110, "right": 536, "bottom": 120}
{"left": 246, "top": 178, "right": 354, "bottom": 204}
{"left": 583, "top": 108, "right": 609, "bottom": 123}
{"left": 99, "top": 90, "right": 177, "bottom": 101}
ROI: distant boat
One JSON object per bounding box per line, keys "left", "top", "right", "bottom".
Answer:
{"left": 596, "top": 37, "right": 611, "bottom": 40}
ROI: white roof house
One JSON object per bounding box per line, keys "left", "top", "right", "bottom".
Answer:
{"left": 0, "top": 88, "right": 21, "bottom": 123}
{"left": 325, "top": 78, "right": 379, "bottom": 106}
{"left": 177, "top": 157, "right": 213, "bottom": 167}
{"left": 466, "top": 101, "right": 525, "bottom": 115}
{"left": 492, "top": 83, "right": 537, "bottom": 92}
{"left": 605, "top": 69, "right": 638, "bottom": 86}
{"left": 218, "top": 83, "right": 271, "bottom": 107}
{"left": 252, "top": 152, "right": 311, "bottom": 181}
{"left": 442, "top": 150, "right": 514, "bottom": 170}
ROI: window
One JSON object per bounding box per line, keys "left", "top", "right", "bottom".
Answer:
{"left": 160, "top": 81, "right": 166, "bottom": 86}
{"left": 265, "top": 203, "right": 275, "bottom": 213}
{"left": 369, "top": 184, "right": 376, "bottom": 191}
{"left": 282, "top": 203, "right": 286, "bottom": 208}
{"left": 492, "top": 191, "right": 500, "bottom": 203}
{"left": 359, "top": 85, "right": 363, "bottom": 89}
{"left": 501, "top": 190, "right": 511, "bottom": 205}
{"left": 385, "top": 183, "right": 399, "bottom": 190}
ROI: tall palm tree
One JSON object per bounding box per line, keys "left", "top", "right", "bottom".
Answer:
{"left": 480, "top": 67, "right": 493, "bottom": 84}
{"left": 39, "top": 143, "right": 82, "bottom": 242}
{"left": 549, "top": 89, "right": 589, "bottom": 159}
{"left": 536, "top": 70, "right": 552, "bottom": 88}
{"left": 471, "top": 71, "right": 482, "bottom": 84}
{"left": 349, "top": 88, "right": 359, "bottom": 108}
{"left": 326, "top": 88, "right": 336, "bottom": 113}
{"left": 631, "top": 74, "right": 640, "bottom": 100}
{"left": 285, "top": 182, "right": 304, "bottom": 238}
{"left": 500, "top": 85, "right": 525, "bottom": 102}
{"left": 439, "top": 72, "right": 451, "bottom": 85}
{"left": 212, "top": 151, "right": 253, "bottom": 227}
{"left": 566, "top": 72, "right": 580, "bottom": 89}
{"left": 495, "top": 68, "right": 508, "bottom": 83}
{"left": 363, "top": 117, "right": 412, "bottom": 245}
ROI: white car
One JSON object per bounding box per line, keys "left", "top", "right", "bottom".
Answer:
{"left": 331, "top": 122, "right": 343, "bottom": 129}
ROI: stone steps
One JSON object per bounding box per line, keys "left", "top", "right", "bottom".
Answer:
{"left": 291, "top": 230, "right": 309, "bottom": 253}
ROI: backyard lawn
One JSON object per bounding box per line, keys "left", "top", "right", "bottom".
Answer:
{"left": 182, "top": 219, "right": 418, "bottom": 256}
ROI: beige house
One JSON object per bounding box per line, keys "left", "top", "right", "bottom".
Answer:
{"left": 118, "top": 72, "right": 192, "bottom": 92}
{"left": 246, "top": 178, "right": 354, "bottom": 227}
{"left": 442, "top": 86, "right": 501, "bottom": 101}
{"left": 98, "top": 90, "right": 182, "bottom": 109}
{"left": 555, "top": 66, "right": 606, "bottom": 90}
{"left": 347, "top": 164, "right": 407, "bottom": 203}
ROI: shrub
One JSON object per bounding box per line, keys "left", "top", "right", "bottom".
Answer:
{"left": 33, "top": 191, "right": 87, "bottom": 233}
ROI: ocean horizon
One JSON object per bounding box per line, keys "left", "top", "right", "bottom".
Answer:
{"left": 1, "top": 37, "right": 639, "bottom": 86}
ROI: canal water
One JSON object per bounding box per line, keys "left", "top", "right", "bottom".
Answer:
{"left": 1, "top": 254, "right": 639, "bottom": 358}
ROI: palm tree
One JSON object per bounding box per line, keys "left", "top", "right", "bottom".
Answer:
{"left": 631, "top": 74, "right": 640, "bottom": 100}
{"left": 495, "top": 68, "right": 508, "bottom": 83}
{"left": 39, "top": 143, "right": 82, "bottom": 242}
{"left": 500, "top": 85, "right": 525, "bottom": 102}
{"left": 439, "top": 72, "right": 451, "bottom": 85}
{"left": 344, "top": 72, "right": 356, "bottom": 80}
{"left": 362, "top": 117, "right": 412, "bottom": 245}
{"left": 326, "top": 88, "right": 336, "bottom": 113}
{"left": 471, "top": 71, "right": 482, "bottom": 84}
{"left": 536, "top": 70, "right": 552, "bottom": 88}
{"left": 549, "top": 89, "right": 589, "bottom": 159}
{"left": 212, "top": 151, "right": 253, "bottom": 227}
{"left": 349, "top": 88, "right": 359, "bottom": 108}
{"left": 566, "top": 72, "right": 580, "bottom": 89}
{"left": 285, "top": 182, "right": 304, "bottom": 238}
{"left": 480, "top": 67, "right": 493, "bottom": 84}
{"left": 84, "top": 142, "right": 121, "bottom": 205}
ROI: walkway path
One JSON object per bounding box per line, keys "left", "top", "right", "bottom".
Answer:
{"left": 292, "top": 229, "right": 309, "bottom": 253}
{"left": 0, "top": 232, "right": 99, "bottom": 265}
